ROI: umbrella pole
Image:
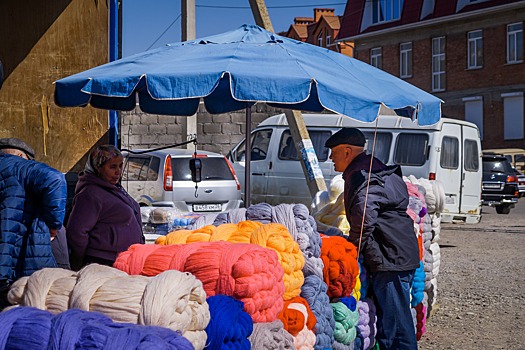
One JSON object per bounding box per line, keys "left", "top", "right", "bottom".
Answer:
{"left": 245, "top": 104, "right": 252, "bottom": 208}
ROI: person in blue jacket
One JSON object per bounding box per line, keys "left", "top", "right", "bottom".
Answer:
{"left": 0, "top": 138, "right": 67, "bottom": 284}
{"left": 325, "top": 128, "right": 420, "bottom": 350}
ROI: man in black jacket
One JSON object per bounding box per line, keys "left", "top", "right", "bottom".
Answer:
{"left": 325, "top": 128, "right": 420, "bottom": 350}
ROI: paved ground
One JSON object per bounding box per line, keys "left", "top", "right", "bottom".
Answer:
{"left": 418, "top": 197, "right": 525, "bottom": 350}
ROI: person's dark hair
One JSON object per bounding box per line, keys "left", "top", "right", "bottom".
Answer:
{"left": 85, "top": 145, "right": 122, "bottom": 175}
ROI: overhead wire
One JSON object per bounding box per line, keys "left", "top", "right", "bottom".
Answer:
{"left": 146, "top": 14, "right": 182, "bottom": 51}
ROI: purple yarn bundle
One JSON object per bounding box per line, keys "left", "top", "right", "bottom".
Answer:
{"left": 0, "top": 307, "right": 194, "bottom": 349}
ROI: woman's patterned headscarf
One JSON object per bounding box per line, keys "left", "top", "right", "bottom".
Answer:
{"left": 84, "top": 145, "right": 122, "bottom": 175}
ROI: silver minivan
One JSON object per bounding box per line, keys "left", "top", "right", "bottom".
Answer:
{"left": 122, "top": 149, "right": 242, "bottom": 213}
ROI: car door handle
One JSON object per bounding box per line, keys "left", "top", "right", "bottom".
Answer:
{"left": 252, "top": 173, "right": 265, "bottom": 176}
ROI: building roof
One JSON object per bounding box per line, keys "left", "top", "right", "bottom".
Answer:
{"left": 338, "top": 0, "right": 524, "bottom": 41}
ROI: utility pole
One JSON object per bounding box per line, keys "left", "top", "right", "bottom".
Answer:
{"left": 182, "top": 0, "right": 197, "bottom": 148}
{"left": 248, "top": 0, "right": 327, "bottom": 199}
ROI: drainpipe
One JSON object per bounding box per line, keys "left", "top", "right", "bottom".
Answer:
{"left": 109, "top": 0, "right": 119, "bottom": 147}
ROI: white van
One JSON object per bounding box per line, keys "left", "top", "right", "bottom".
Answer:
{"left": 228, "top": 113, "right": 482, "bottom": 223}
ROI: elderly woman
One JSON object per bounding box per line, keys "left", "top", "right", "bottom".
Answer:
{"left": 67, "top": 145, "right": 144, "bottom": 270}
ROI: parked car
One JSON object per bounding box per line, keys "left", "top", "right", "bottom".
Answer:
{"left": 513, "top": 168, "right": 525, "bottom": 198}
{"left": 122, "top": 148, "right": 242, "bottom": 213}
{"left": 481, "top": 153, "right": 519, "bottom": 214}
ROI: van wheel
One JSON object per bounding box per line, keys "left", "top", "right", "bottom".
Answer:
{"left": 495, "top": 205, "right": 511, "bottom": 214}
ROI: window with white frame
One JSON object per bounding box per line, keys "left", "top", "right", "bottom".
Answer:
{"left": 507, "top": 23, "right": 523, "bottom": 64}
{"left": 318, "top": 32, "right": 323, "bottom": 47}
{"left": 372, "top": 0, "right": 403, "bottom": 24}
{"left": 432, "top": 37, "right": 445, "bottom": 91}
{"left": 463, "top": 96, "right": 483, "bottom": 140}
{"left": 503, "top": 92, "right": 524, "bottom": 140}
{"left": 400, "top": 42, "right": 412, "bottom": 78}
{"left": 371, "top": 47, "right": 382, "bottom": 69}
{"left": 467, "top": 30, "right": 483, "bottom": 69}
{"left": 326, "top": 30, "right": 331, "bottom": 46}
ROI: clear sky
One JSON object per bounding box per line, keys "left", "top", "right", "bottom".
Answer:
{"left": 122, "top": 0, "right": 347, "bottom": 57}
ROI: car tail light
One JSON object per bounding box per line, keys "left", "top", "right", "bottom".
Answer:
{"left": 225, "top": 156, "right": 241, "bottom": 190}
{"left": 506, "top": 175, "right": 518, "bottom": 183}
{"left": 429, "top": 172, "right": 436, "bottom": 180}
{"left": 164, "top": 155, "right": 173, "bottom": 191}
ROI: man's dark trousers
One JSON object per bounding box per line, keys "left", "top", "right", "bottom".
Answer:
{"left": 372, "top": 270, "right": 418, "bottom": 350}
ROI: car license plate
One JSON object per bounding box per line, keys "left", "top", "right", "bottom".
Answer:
{"left": 193, "top": 204, "right": 222, "bottom": 212}
{"left": 483, "top": 183, "right": 500, "bottom": 189}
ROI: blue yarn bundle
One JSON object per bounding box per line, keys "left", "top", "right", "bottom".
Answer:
{"left": 0, "top": 307, "right": 194, "bottom": 349}
{"left": 338, "top": 296, "right": 357, "bottom": 312}
{"left": 358, "top": 257, "right": 369, "bottom": 300}
{"left": 204, "top": 295, "right": 253, "bottom": 350}
{"left": 300, "top": 275, "right": 335, "bottom": 350}
{"left": 411, "top": 261, "right": 426, "bottom": 307}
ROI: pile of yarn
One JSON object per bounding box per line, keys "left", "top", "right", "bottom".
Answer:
{"left": 114, "top": 241, "right": 285, "bottom": 323}
{"left": 0, "top": 307, "right": 194, "bottom": 350}
{"left": 155, "top": 221, "right": 305, "bottom": 300}
{"left": 7, "top": 264, "right": 209, "bottom": 350}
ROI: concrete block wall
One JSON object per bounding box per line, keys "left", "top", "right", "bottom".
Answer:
{"left": 121, "top": 103, "right": 286, "bottom": 155}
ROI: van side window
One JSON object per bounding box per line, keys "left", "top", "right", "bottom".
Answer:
{"left": 515, "top": 154, "right": 525, "bottom": 171}
{"left": 440, "top": 136, "right": 459, "bottom": 169}
{"left": 233, "top": 129, "right": 273, "bottom": 161}
{"left": 464, "top": 139, "right": 479, "bottom": 172}
{"left": 394, "top": 133, "right": 428, "bottom": 166}
{"left": 278, "top": 130, "right": 331, "bottom": 161}
{"left": 362, "top": 132, "right": 392, "bottom": 164}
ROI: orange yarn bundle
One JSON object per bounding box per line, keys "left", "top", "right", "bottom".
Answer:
{"left": 277, "top": 296, "right": 317, "bottom": 336}
{"left": 114, "top": 241, "right": 285, "bottom": 322}
{"left": 320, "top": 235, "right": 359, "bottom": 299}
{"left": 155, "top": 221, "right": 305, "bottom": 300}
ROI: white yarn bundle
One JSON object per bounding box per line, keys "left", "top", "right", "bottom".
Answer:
{"left": 7, "top": 264, "right": 210, "bottom": 350}
{"left": 311, "top": 174, "right": 350, "bottom": 235}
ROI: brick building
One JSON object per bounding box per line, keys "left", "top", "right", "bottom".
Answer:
{"left": 284, "top": 8, "right": 353, "bottom": 56}
{"left": 337, "top": 0, "right": 525, "bottom": 149}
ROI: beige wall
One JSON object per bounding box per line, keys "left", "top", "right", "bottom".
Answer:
{"left": 0, "top": 0, "right": 110, "bottom": 172}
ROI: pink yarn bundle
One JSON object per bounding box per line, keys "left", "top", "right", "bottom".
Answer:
{"left": 114, "top": 241, "right": 285, "bottom": 322}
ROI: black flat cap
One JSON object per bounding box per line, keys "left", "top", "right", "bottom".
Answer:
{"left": 324, "top": 128, "right": 366, "bottom": 148}
{"left": 0, "top": 138, "right": 35, "bottom": 159}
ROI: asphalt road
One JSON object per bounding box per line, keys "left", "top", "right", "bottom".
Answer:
{"left": 419, "top": 196, "right": 525, "bottom": 349}
{"left": 444, "top": 197, "right": 525, "bottom": 234}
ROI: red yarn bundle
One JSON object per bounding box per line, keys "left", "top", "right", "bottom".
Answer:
{"left": 320, "top": 235, "right": 359, "bottom": 299}
{"left": 277, "top": 296, "right": 317, "bottom": 336}
{"left": 114, "top": 241, "right": 285, "bottom": 322}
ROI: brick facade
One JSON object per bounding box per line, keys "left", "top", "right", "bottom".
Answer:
{"left": 341, "top": 1, "right": 525, "bottom": 149}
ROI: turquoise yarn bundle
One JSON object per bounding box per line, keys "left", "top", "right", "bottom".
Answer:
{"left": 0, "top": 307, "right": 194, "bottom": 349}
{"left": 411, "top": 261, "right": 426, "bottom": 307}
{"left": 204, "top": 295, "right": 253, "bottom": 349}
{"left": 331, "top": 301, "right": 358, "bottom": 346}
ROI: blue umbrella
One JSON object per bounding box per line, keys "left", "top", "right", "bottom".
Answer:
{"left": 54, "top": 24, "right": 442, "bottom": 205}
{"left": 55, "top": 24, "right": 441, "bottom": 124}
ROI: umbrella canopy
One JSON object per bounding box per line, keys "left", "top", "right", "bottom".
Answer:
{"left": 54, "top": 24, "right": 442, "bottom": 125}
